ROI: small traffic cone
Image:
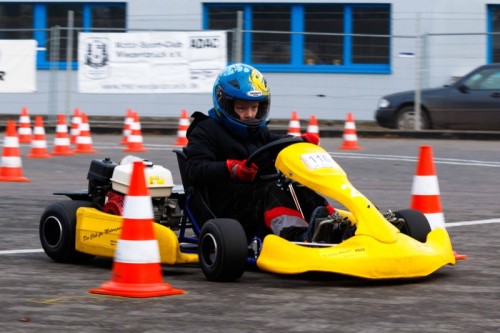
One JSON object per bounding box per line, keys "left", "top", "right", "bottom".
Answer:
{"left": 306, "top": 115, "right": 320, "bottom": 139}
{"left": 339, "top": 112, "right": 361, "bottom": 150}
{"left": 51, "top": 114, "right": 74, "bottom": 156}
{"left": 17, "top": 107, "right": 32, "bottom": 144}
{"left": 173, "top": 109, "right": 190, "bottom": 146}
{"left": 73, "top": 113, "right": 97, "bottom": 154}
{"left": 120, "top": 109, "right": 134, "bottom": 145}
{"left": 410, "top": 145, "right": 467, "bottom": 260}
{"left": 287, "top": 111, "right": 301, "bottom": 137}
{"left": 70, "top": 108, "right": 82, "bottom": 145}
{"left": 124, "top": 112, "right": 147, "bottom": 152}
{"left": 26, "top": 116, "right": 52, "bottom": 158}
{"left": 89, "top": 160, "right": 185, "bottom": 298}
{"left": 0, "top": 121, "right": 30, "bottom": 182}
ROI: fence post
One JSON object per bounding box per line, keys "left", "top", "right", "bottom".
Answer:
{"left": 65, "top": 10, "right": 74, "bottom": 118}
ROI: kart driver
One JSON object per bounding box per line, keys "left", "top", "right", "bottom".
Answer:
{"left": 184, "top": 63, "right": 336, "bottom": 242}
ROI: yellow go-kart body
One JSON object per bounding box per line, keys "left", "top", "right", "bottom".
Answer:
{"left": 256, "top": 143, "right": 455, "bottom": 279}
{"left": 74, "top": 207, "right": 198, "bottom": 265}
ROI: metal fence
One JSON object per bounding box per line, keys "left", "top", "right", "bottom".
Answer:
{"left": 0, "top": 27, "right": 494, "bottom": 124}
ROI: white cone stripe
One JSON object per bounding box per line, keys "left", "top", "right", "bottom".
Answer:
{"left": 72, "top": 117, "right": 82, "bottom": 124}
{"left": 127, "top": 135, "right": 143, "bottom": 143}
{"left": 114, "top": 239, "right": 160, "bottom": 263}
{"left": 56, "top": 124, "right": 68, "bottom": 132}
{"left": 31, "top": 140, "right": 47, "bottom": 148}
{"left": 3, "top": 137, "right": 19, "bottom": 147}
{"left": 179, "top": 119, "right": 190, "bottom": 126}
{"left": 54, "top": 138, "right": 70, "bottom": 145}
{"left": 411, "top": 175, "right": 440, "bottom": 195}
{"left": 344, "top": 122, "right": 356, "bottom": 129}
{"left": 307, "top": 125, "right": 319, "bottom": 132}
{"left": 33, "top": 127, "right": 45, "bottom": 135}
{"left": 343, "top": 133, "right": 358, "bottom": 141}
{"left": 424, "top": 212, "right": 446, "bottom": 230}
{"left": 76, "top": 136, "right": 92, "bottom": 144}
{"left": 123, "top": 196, "right": 154, "bottom": 219}
{"left": 177, "top": 130, "right": 187, "bottom": 137}
{"left": 125, "top": 118, "right": 134, "bottom": 124}
{"left": 79, "top": 124, "right": 90, "bottom": 131}
{"left": 70, "top": 129, "right": 80, "bottom": 135}
{"left": 123, "top": 129, "right": 131, "bottom": 136}
{"left": 130, "top": 123, "right": 141, "bottom": 130}
{"left": 18, "top": 128, "right": 32, "bottom": 135}
{"left": 289, "top": 120, "right": 300, "bottom": 127}
{"left": 19, "top": 116, "right": 30, "bottom": 122}
{"left": 1, "top": 156, "right": 22, "bottom": 167}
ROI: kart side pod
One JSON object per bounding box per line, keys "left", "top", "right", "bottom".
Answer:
{"left": 75, "top": 207, "right": 198, "bottom": 265}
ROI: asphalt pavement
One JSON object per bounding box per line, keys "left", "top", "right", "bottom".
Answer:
{"left": 0, "top": 135, "right": 499, "bottom": 332}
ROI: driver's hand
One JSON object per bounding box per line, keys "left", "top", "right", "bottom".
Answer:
{"left": 226, "top": 159, "right": 258, "bottom": 183}
{"left": 301, "top": 132, "right": 320, "bottom": 145}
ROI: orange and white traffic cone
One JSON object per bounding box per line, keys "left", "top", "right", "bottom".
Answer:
{"left": 124, "top": 112, "right": 147, "bottom": 152}
{"left": 0, "top": 121, "right": 30, "bottom": 182}
{"left": 410, "top": 145, "right": 467, "bottom": 260}
{"left": 306, "top": 115, "right": 320, "bottom": 139}
{"left": 51, "top": 114, "right": 74, "bottom": 156}
{"left": 26, "top": 116, "right": 52, "bottom": 158}
{"left": 120, "top": 109, "right": 135, "bottom": 145}
{"left": 287, "top": 111, "right": 301, "bottom": 137}
{"left": 339, "top": 112, "right": 361, "bottom": 150}
{"left": 70, "top": 108, "right": 82, "bottom": 145}
{"left": 89, "top": 160, "right": 184, "bottom": 298}
{"left": 73, "top": 113, "right": 97, "bottom": 154}
{"left": 17, "top": 107, "right": 32, "bottom": 144}
{"left": 173, "top": 109, "right": 190, "bottom": 146}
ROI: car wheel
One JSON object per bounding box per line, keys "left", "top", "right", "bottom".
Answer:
{"left": 396, "top": 106, "right": 430, "bottom": 130}
{"left": 39, "top": 200, "right": 95, "bottom": 263}
{"left": 198, "top": 218, "right": 248, "bottom": 282}
{"left": 392, "top": 209, "right": 432, "bottom": 243}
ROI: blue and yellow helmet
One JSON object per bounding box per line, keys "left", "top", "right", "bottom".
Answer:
{"left": 211, "top": 63, "right": 270, "bottom": 138}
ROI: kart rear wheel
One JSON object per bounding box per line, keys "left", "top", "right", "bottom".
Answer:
{"left": 39, "top": 200, "right": 95, "bottom": 263}
{"left": 198, "top": 218, "right": 248, "bottom": 282}
{"left": 393, "top": 209, "right": 432, "bottom": 243}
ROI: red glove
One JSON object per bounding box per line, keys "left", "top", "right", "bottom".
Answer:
{"left": 301, "top": 132, "right": 320, "bottom": 145}
{"left": 226, "top": 159, "right": 258, "bottom": 183}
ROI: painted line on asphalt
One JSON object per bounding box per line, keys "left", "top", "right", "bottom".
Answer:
{"left": 329, "top": 151, "right": 500, "bottom": 168}
{"left": 1, "top": 218, "right": 499, "bottom": 256}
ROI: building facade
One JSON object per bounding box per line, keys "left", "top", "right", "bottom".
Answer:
{"left": 1, "top": 0, "right": 500, "bottom": 121}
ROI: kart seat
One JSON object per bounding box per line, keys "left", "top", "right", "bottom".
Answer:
{"left": 173, "top": 148, "right": 216, "bottom": 233}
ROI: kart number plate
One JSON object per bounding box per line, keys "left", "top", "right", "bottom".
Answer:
{"left": 301, "top": 152, "right": 337, "bottom": 170}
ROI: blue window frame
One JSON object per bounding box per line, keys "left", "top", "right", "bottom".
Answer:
{"left": 0, "top": 2, "right": 126, "bottom": 69}
{"left": 488, "top": 5, "right": 500, "bottom": 63}
{"left": 203, "top": 3, "right": 391, "bottom": 74}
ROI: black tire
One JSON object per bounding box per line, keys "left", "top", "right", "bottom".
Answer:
{"left": 393, "top": 209, "right": 432, "bottom": 243}
{"left": 396, "top": 106, "right": 430, "bottom": 130}
{"left": 198, "top": 218, "right": 248, "bottom": 282}
{"left": 39, "top": 200, "right": 95, "bottom": 263}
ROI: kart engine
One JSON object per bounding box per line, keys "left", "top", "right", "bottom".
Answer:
{"left": 86, "top": 156, "right": 182, "bottom": 229}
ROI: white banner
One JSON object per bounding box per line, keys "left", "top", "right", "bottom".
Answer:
{"left": 78, "top": 31, "right": 227, "bottom": 93}
{"left": 0, "top": 40, "right": 37, "bottom": 93}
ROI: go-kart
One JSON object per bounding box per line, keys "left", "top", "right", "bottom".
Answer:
{"left": 39, "top": 137, "right": 457, "bottom": 282}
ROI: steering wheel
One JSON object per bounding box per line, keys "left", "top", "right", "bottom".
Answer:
{"left": 245, "top": 136, "right": 304, "bottom": 172}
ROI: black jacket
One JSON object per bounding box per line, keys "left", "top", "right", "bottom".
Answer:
{"left": 185, "top": 111, "right": 283, "bottom": 211}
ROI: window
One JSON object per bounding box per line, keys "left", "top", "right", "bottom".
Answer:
{"left": 204, "top": 3, "right": 391, "bottom": 73}
{"left": 0, "top": 4, "right": 33, "bottom": 39}
{"left": 206, "top": 6, "right": 244, "bottom": 62}
{"left": 490, "top": 6, "right": 500, "bottom": 63}
{"left": 0, "top": 2, "right": 126, "bottom": 69}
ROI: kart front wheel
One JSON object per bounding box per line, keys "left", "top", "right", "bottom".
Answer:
{"left": 198, "top": 218, "right": 248, "bottom": 282}
{"left": 393, "top": 209, "right": 432, "bottom": 243}
{"left": 39, "top": 200, "right": 95, "bottom": 263}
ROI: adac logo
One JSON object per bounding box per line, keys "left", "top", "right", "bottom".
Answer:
{"left": 247, "top": 69, "right": 269, "bottom": 97}
{"left": 83, "top": 37, "right": 109, "bottom": 79}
